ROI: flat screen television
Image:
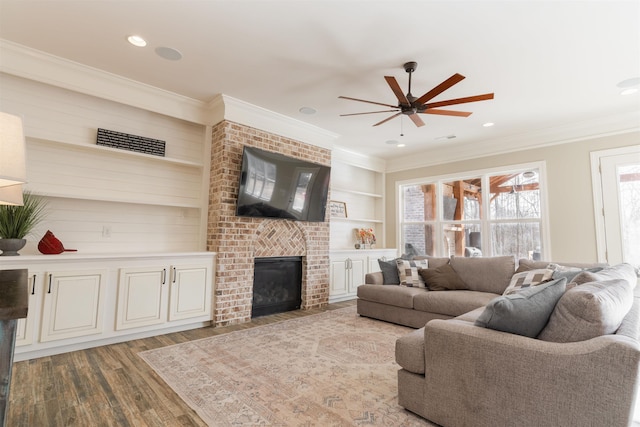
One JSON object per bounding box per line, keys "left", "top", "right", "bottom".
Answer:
{"left": 235, "top": 146, "right": 331, "bottom": 222}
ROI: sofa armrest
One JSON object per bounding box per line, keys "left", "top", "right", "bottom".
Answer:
{"left": 365, "top": 271, "right": 384, "bottom": 285}
{"left": 422, "top": 319, "right": 640, "bottom": 427}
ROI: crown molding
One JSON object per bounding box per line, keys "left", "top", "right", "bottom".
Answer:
{"left": 385, "top": 111, "right": 640, "bottom": 173}
{"left": 331, "top": 147, "right": 386, "bottom": 172}
{"left": 0, "top": 40, "right": 343, "bottom": 152}
{"left": 214, "top": 94, "right": 339, "bottom": 150}
{"left": 0, "top": 39, "right": 211, "bottom": 124}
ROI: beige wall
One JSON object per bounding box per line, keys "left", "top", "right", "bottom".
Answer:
{"left": 385, "top": 131, "right": 639, "bottom": 262}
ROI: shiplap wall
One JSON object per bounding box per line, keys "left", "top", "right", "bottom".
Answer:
{"left": 0, "top": 73, "right": 208, "bottom": 255}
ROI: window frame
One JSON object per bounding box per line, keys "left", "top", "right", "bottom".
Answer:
{"left": 396, "top": 161, "right": 551, "bottom": 259}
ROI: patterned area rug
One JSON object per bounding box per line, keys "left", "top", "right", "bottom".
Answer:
{"left": 139, "top": 306, "right": 434, "bottom": 426}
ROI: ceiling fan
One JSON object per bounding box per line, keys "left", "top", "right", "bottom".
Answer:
{"left": 339, "top": 61, "right": 494, "bottom": 127}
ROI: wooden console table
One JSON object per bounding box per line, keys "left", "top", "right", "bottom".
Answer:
{"left": 0, "top": 269, "right": 28, "bottom": 427}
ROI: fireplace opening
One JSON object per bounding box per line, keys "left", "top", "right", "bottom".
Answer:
{"left": 252, "top": 256, "right": 302, "bottom": 318}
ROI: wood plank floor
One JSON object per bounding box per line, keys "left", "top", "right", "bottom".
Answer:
{"left": 7, "top": 300, "right": 356, "bottom": 427}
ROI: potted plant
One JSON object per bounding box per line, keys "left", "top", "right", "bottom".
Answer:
{"left": 0, "top": 190, "right": 47, "bottom": 256}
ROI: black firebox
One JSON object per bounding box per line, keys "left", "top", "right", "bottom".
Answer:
{"left": 252, "top": 256, "right": 302, "bottom": 318}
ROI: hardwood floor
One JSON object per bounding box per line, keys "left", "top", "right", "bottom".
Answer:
{"left": 7, "top": 300, "right": 356, "bottom": 427}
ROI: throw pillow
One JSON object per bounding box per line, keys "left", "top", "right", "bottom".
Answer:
{"left": 569, "top": 263, "right": 637, "bottom": 288}
{"left": 474, "top": 278, "right": 567, "bottom": 338}
{"left": 378, "top": 258, "right": 400, "bottom": 285}
{"left": 538, "top": 278, "right": 634, "bottom": 343}
{"left": 418, "top": 264, "right": 469, "bottom": 291}
{"left": 553, "top": 267, "right": 603, "bottom": 289}
{"left": 396, "top": 259, "right": 429, "bottom": 288}
{"left": 503, "top": 268, "right": 554, "bottom": 295}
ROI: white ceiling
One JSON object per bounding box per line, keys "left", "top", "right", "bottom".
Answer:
{"left": 1, "top": 0, "right": 639, "bottom": 161}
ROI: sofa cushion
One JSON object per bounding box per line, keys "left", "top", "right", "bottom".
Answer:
{"left": 569, "top": 263, "right": 637, "bottom": 288}
{"left": 450, "top": 255, "right": 515, "bottom": 294}
{"left": 538, "top": 278, "right": 634, "bottom": 342}
{"left": 411, "top": 256, "right": 450, "bottom": 269}
{"left": 395, "top": 327, "right": 425, "bottom": 374}
{"left": 474, "top": 278, "right": 567, "bottom": 338}
{"left": 414, "top": 290, "right": 499, "bottom": 317}
{"left": 378, "top": 258, "right": 401, "bottom": 285}
{"left": 503, "top": 268, "right": 554, "bottom": 295}
{"left": 418, "top": 264, "right": 469, "bottom": 291}
{"left": 356, "top": 284, "right": 425, "bottom": 309}
{"left": 396, "top": 259, "right": 429, "bottom": 287}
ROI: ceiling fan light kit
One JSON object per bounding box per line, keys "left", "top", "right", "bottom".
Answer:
{"left": 339, "top": 61, "right": 494, "bottom": 128}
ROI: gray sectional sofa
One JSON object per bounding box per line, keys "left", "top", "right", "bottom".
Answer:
{"left": 357, "top": 256, "right": 640, "bottom": 426}
{"left": 357, "top": 255, "right": 516, "bottom": 328}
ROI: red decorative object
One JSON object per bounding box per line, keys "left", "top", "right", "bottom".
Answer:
{"left": 38, "top": 230, "right": 77, "bottom": 255}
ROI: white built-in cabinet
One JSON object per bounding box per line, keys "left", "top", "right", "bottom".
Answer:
{"left": 116, "top": 263, "right": 211, "bottom": 330}
{"left": 329, "top": 249, "right": 397, "bottom": 303}
{"left": 40, "top": 269, "right": 107, "bottom": 342}
{"left": 2, "top": 252, "right": 215, "bottom": 361}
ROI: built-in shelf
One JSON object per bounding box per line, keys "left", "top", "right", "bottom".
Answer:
{"left": 30, "top": 137, "right": 204, "bottom": 168}
{"left": 331, "top": 187, "right": 383, "bottom": 198}
{"left": 36, "top": 191, "right": 202, "bottom": 209}
{"left": 330, "top": 217, "right": 383, "bottom": 224}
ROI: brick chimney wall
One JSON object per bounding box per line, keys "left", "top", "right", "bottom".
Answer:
{"left": 207, "top": 121, "right": 331, "bottom": 326}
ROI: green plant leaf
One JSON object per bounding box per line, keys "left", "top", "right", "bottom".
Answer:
{"left": 0, "top": 191, "right": 48, "bottom": 239}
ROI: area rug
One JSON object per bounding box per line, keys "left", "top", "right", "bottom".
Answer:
{"left": 139, "top": 306, "right": 434, "bottom": 426}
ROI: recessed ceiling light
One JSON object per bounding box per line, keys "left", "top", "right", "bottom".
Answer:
{"left": 127, "top": 35, "right": 147, "bottom": 47}
{"left": 617, "top": 77, "right": 640, "bottom": 88}
{"left": 397, "top": 143, "right": 406, "bottom": 148}
{"left": 483, "top": 122, "right": 495, "bottom": 127}
{"left": 299, "top": 107, "right": 316, "bottom": 115}
{"left": 155, "top": 46, "right": 183, "bottom": 61}
{"left": 620, "top": 88, "right": 638, "bottom": 96}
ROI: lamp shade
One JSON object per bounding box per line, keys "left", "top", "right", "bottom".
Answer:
{"left": 0, "top": 112, "right": 27, "bottom": 188}
{"left": 0, "top": 184, "right": 23, "bottom": 205}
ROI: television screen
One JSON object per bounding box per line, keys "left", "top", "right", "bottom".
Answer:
{"left": 236, "top": 146, "right": 331, "bottom": 222}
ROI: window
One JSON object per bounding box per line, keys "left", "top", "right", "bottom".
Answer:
{"left": 398, "top": 163, "right": 548, "bottom": 260}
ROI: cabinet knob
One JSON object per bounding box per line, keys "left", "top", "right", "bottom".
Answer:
{"left": 47, "top": 274, "right": 52, "bottom": 294}
{"left": 31, "top": 274, "right": 36, "bottom": 295}
{"left": 172, "top": 267, "right": 177, "bottom": 283}
{"left": 162, "top": 268, "right": 167, "bottom": 285}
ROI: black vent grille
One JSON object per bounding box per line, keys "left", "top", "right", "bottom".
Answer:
{"left": 96, "top": 128, "right": 166, "bottom": 157}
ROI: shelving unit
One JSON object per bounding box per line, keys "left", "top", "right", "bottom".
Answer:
{"left": 330, "top": 156, "right": 387, "bottom": 249}
{"left": 1, "top": 72, "right": 210, "bottom": 255}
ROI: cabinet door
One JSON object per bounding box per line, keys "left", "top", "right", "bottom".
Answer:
{"left": 15, "top": 272, "right": 42, "bottom": 347}
{"left": 329, "top": 259, "right": 349, "bottom": 299}
{"left": 168, "top": 264, "right": 211, "bottom": 321}
{"left": 116, "top": 267, "right": 168, "bottom": 330}
{"left": 348, "top": 257, "right": 366, "bottom": 294}
{"left": 40, "top": 269, "right": 107, "bottom": 342}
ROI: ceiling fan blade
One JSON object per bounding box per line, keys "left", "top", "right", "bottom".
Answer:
{"left": 415, "top": 73, "right": 465, "bottom": 105}
{"left": 373, "top": 112, "right": 402, "bottom": 127}
{"left": 338, "top": 95, "right": 397, "bottom": 108}
{"left": 340, "top": 110, "right": 399, "bottom": 117}
{"left": 409, "top": 113, "right": 425, "bottom": 127}
{"left": 384, "top": 76, "right": 410, "bottom": 105}
{"left": 425, "top": 93, "right": 494, "bottom": 109}
{"left": 421, "top": 109, "right": 472, "bottom": 117}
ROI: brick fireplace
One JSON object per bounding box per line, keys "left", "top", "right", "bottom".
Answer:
{"left": 207, "top": 121, "right": 331, "bottom": 326}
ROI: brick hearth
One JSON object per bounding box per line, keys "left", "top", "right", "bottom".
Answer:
{"left": 207, "top": 121, "right": 331, "bottom": 326}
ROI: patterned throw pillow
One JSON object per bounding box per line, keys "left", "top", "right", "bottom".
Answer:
{"left": 503, "top": 268, "right": 554, "bottom": 295}
{"left": 396, "top": 259, "right": 429, "bottom": 287}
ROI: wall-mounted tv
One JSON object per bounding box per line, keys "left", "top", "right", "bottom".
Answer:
{"left": 235, "top": 146, "right": 331, "bottom": 222}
